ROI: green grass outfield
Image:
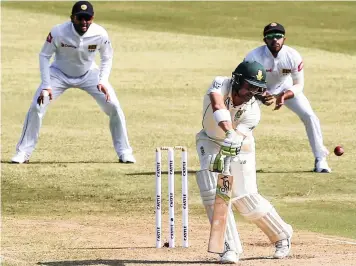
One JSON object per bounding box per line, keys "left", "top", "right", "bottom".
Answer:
{"left": 4, "top": 1, "right": 356, "bottom": 54}
{"left": 2, "top": 0, "right": 356, "bottom": 244}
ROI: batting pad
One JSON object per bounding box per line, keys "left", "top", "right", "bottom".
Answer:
{"left": 232, "top": 193, "right": 293, "bottom": 243}
{"left": 196, "top": 170, "right": 243, "bottom": 254}
{"left": 196, "top": 170, "right": 217, "bottom": 207}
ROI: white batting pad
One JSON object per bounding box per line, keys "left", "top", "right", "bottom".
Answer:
{"left": 196, "top": 170, "right": 243, "bottom": 254}
{"left": 196, "top": 170, "right": 217, "bottom": 207}
{"left": 232, "top": 193, "right": 293, "bottom": 243}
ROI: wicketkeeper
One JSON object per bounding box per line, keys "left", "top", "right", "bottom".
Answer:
{"left": 195, "top": 61, "right": 293, "bottom": 263}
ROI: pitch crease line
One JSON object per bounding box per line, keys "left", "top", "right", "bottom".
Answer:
{"left": 318, "top": 237, "right": 356, "bottom": 245}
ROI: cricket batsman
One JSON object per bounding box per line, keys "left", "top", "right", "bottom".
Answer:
{"left": 195, "top": 61, "right": 293, "bottom": 263}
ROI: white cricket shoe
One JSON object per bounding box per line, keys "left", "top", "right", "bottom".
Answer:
{"left": 220, "top": 250, "right": 239, "bottom": 264}
{"left": 11, "top": 151, "right": 30, "bottom": 164}
{"left": 314, "top": 158, "right": 331, "bottom": 173}
{"left": 119, "top": 154, "right": 136, "bottom": 164}
{"left": 273, "top": 237, "right": 291, "bottom": 259}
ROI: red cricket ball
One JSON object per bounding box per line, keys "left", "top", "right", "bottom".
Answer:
{"left": 334, "top": 146, "right": 344, "bottom": 156}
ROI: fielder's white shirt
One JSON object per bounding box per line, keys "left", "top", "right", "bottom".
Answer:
{"left": 202, "top": 76, "right": 261, "bottom": 141}
{"left": 245, "top": 45, "right": 304, "bottom": 96}
{"left": 39, "top": 21, "right": 113, "bottom": 87}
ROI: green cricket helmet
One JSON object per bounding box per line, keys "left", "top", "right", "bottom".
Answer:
{"left": 232, "top": 61, "right": 267, "bottom": 90}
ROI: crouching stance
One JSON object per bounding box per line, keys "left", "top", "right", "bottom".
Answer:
{"left": 11, "top": 1, "right": 135, "bottom": 164}
{"left": 195, "top": 61, "right": 293, "bottom": 263}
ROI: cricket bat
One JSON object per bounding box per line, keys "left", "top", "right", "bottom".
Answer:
{"left": 208, "top": 157, "right": 233, "bottom": 254}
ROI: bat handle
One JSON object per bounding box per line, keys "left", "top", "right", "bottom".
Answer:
{"left": 222, "top": 156, "right": 231, "bottom": 175}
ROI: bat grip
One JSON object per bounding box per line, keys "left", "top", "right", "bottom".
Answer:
{"left": 222, "top": 156, "right": 231, "bottom": 175}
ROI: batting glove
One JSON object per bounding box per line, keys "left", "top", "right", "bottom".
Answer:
{"left": 209, "top": 152, "right": 226, "bottom": 173}
{"left": 221, "top": 129, "right": 242, "bottom": 156}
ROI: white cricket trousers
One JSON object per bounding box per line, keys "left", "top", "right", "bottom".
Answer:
{"left": 15, "top": 66, "right": 133, "bottom": 158}
{"left": 284, "top": 92, "right": 328, "bottom": 159}
{"left": 196, "top": 130, "right": 258, "bottom": 197}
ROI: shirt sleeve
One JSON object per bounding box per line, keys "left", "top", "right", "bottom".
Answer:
{"left": 289, "top": 50, "right": 304, "bottom": 96}
{"left": 244, "top": 51, "right": 255, "bottom": 62}
{"left": 39, "top": 31, "right": 57, "bottom": 88}
{"left": 207, "top": 76, "right": 230, "bottom": 96}
{"left": 98, "top": 31, "right": 113, "bottom": 84}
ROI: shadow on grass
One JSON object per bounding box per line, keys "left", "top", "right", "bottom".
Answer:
{"left": 38, "top": 259, "right": 218, "bottom": 265}
{"left": 126, "top": 170, "right": 198, "bottom": 176}
{"left": 1, "top": 160, "right": 119, "bottom": 164}
{"left": 38, "top": 256, "right": 274, "bottom": 265}
{"left": 256, "top": 169, "right": 314, "bottom": 174}
{"left": 126, "top": 169, "right": 314, "bottom": 176}
{"left": 2, "top": 160, "right": 314, "bottom": 174}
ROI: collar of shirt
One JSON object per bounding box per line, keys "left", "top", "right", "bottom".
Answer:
{"left": 71, "top": 23, "right": 94, "bottom": 38}
{"left": 264, "top": 45, "right": 285, "bottom": 59}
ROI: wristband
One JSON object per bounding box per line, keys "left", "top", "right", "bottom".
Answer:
{"left": 213, "top": 109, "right": 231, "bottom": 124}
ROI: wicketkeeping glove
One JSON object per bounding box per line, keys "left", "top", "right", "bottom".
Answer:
{"left": 255, "top": 94, "right": 274, "bottom": 106}
{"left": 209, "top": 152, "right": 226, "bottom": 173}
{"left": 221, "top": 129, "right": 242, "bottom": 156}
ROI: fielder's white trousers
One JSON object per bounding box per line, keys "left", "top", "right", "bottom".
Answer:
{"left": 15, "top": 66, "right": 133, "bottom": 158}
{"left": 284, "top": 92, "right": 328, "bottom": 159}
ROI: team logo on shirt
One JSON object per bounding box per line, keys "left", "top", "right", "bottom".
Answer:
{"left": 256, "top": 70, "right": 263, "bottom": 81}
{"left": 213, "top": 80, "right": 223, "bottom": 89}
{"left": 282, "top": 69, "right": 291, "bottom": 75}
{"left": 234, "top": 109, "right": 245, "bottom": 121}
{"left": 46, "top": 32, "right": 53, "bottom": 43}
{"left": 298, "top": 61, "right": 304, "bottom": 72}
{"left": 61, "top": 42, "right": 77, "bottom": 49}
{"left": 88, "top": 45, "right": 97, "bottom": 52}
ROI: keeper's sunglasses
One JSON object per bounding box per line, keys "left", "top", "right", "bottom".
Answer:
{"left": 264, "top": 33, "right": 284, "bottom": 40}
{"left": 75, "top": 14, "right": 93, "bottom": 21}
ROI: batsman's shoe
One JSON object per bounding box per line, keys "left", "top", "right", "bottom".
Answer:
{"left": 11, "top": 151, "right": 30, "bottom": 164}
{"left": 220, "top": 250, "right": 239, "bottom": 264}
{"left": 273, "top": 237, "right": 292, "bottom": 259}
{"left": 313, "top": 158, "right": 331, "bottom": 173}
{"left": 119, "top": 154, "right": 136, "bottom": 164}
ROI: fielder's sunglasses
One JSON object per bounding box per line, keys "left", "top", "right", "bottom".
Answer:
{"left": 76, "top": 14, "right": 93, "bottom": 21}
{"left": 264, "top": 33, "right": 285, "bottom": 40}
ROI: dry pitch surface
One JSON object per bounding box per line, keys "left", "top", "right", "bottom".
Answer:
{"left": 2, "top": 215, "right": 356, "bottom": 266}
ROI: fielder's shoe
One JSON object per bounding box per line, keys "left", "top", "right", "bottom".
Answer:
{"left": 313, "top": 158, "right": 331, "bottom": 173}
{"left": 220, "top": 250, "right": 239, "bottom": 264}
{"left": 119, "top": 154, "right": 136, "bottom": 164}
{"left": 273, "top": 237, "right": 292, "bottom": 259}
{"left": 11, "top": 151, "right": 30, "bottom": 164}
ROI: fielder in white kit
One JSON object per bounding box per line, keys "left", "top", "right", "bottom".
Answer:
{"left": 11, "top": 1, "right": 136, "bottom": 164}
{"left": 245, "top": 22, "right": 330, "bottom": 173}
{"left": 196, "top": 61, "right": 293, "bottom": 263}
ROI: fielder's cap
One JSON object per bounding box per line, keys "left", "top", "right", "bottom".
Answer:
{"left": 263, "top": 22, "right": 285, "bottom": 36}
{"left": 72, "top": 1, "right": 94, "bottom": 17}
